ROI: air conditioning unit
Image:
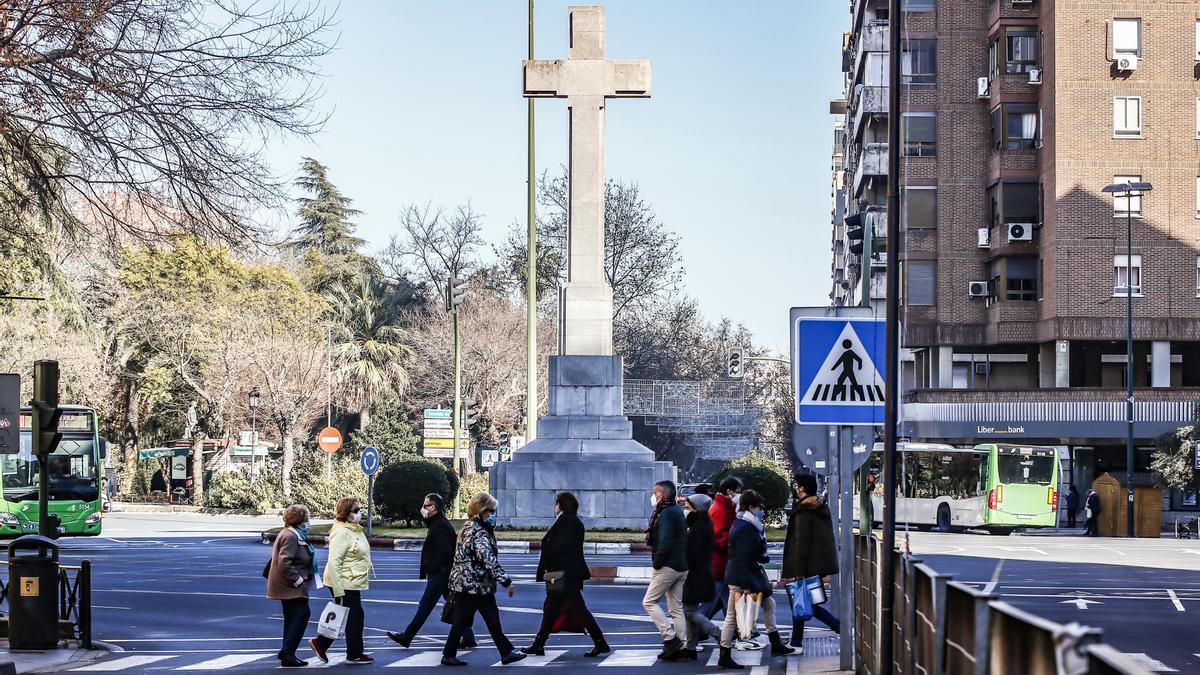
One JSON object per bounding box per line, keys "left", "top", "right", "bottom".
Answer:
{"left": 977, "top": 77, "right": 991, "bottom": 99}
{"left": 1029, "top": 68, "right": 1043, "bottom": 84}
{"left": 978, "top": 227, "right": 991, "bottom": 248}
{"left": 1116, "top": 56, "right": 1138, "bottom": 72}
{"left": 1013, "top": 0, "right": 1034, "bottom": 6}
{"left": 1007, "top": 222, "right": 1034, "bottom": 242}
{"left": 968, "top": 281, "right": 990, "bottom": 298}
{"left": 973, "top": 362, "right": 992, "bottom": 376}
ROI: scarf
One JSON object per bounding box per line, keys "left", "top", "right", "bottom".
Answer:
{"left": 738, "top": 509, "right": 765, "bottom": 540}
{"left": 291, "top": 526, "right": 318, "bottom": 577}
{"left": 645, "top": 494, "right": 670, "bottom": 546}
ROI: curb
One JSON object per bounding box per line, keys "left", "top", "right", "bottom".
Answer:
{"left": 261, "top": 531, "right": 783, "bottom": 555}
{"left": 114, "top": 503, "right": 279, "bottom": 517}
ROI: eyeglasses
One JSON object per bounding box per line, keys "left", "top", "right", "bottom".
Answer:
{"left": 351, "top": 508, "right": 361, "bottom": 514}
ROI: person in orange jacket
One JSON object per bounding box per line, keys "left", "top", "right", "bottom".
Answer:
{"left": 702, "top": 476, "right": 742, "bottom": 620}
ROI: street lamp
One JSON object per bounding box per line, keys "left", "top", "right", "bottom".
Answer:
{"left": 248, "top": 387, "right": 260, "bottom": 479}
{"left": 1102, "top": 180, "right": 1153, "bottom": 538}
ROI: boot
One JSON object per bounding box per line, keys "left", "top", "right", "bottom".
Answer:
{"left": 768, "top": 631, "right": 796, "bottom": 656}
{"left": 657, "top": 636, "right": 684, "bottom": 660}
{"left": 717, "top": 646, "right": 744, "bottom": 669}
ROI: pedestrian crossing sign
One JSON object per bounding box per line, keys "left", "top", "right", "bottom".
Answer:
{"left": 791, "top": 309, "right": 886, "bottom": 426}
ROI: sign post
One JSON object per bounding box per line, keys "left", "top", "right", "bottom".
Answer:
{"left": 360, "top": 446, "right": 381, "bottom": 538}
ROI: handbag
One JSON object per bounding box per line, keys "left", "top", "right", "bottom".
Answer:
{"left": 316, "top": 600, "right": 349, "bottom": 639}
{"left": 440, "top": 591, "right": 459, "bottom": 625}
{"left": 261, "top": 560, "right": 271, "bottom": 579}
{"left": 787, "top": 580, "right": 814, "bottom": 622}
{"left": 734, "top": 590, "right": 762, "bottom": 641}
{"left": 544, "top": 570, "right": 566, "bottom": 594}
{"left": 806, "top": 576, "right": 828, "bottom": 606}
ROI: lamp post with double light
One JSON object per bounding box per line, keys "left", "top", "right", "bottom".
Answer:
{"left": 1102, "top": 180, "right": 1152, "bottom": 538}
{"left": 248, "top": 387, "right": 261, "bottom": 480}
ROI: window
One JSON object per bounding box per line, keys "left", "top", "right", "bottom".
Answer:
{"left": 902, "top": 113, "right": 937, "bottom": 156}
{"left": 903, "top": 187, "right": 937, "bottom": 230}
{"left": 902, "top": 40, "right": 937, "bottom": 85}
{"left": 1195, "top": 257, "right": 1200, "bottom": 297}
{"left": 1195, "top": 20, "right": 1200, "bottom": 60}
{"left": 1196, "top": 98, "right": 1200, "bottom": 138}
{"left": 1113, "top": 18, "right": 1141, "bottom": 59}
{"left": 1006, "top": 257, "right": 1038, "bottom": 301}
{"left": 1113, "top": 96, "right": 1142, "bottom": 137}
{"left": 1005, "top": 27, "right": 1039, "bottom": 73}
{"left": 1038, "top": 258, "right": 1044, "bottom": 301}
{"left": 991, "top": 103, "right": 1038, "bottom": 149}
{"left": 988, "top": 182, "right": 1040, "bottom": 229}
{"left": 1196, "top": 176, "right": 1200, "bottom": 218}
{"left": 1114, "top": 254, "right": 1142, "bottom": 296}
{"left": 902, "top": 0, "right": 935, "bottom": 11}
{"left": 864, "top": 52, "right": 889, "bottom": 87}
{"left": 906, "top": 261, "right": 936, "bottom": 305}
{"left": 1113, "top": 175, "right": 1142, "bottom": 216}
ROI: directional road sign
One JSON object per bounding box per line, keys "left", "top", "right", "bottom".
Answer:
{"left": 360, "top": 446, "right": 381, "bottom": 476}
{"left": 791, "top": 308, "right": 886, "bottom": 426}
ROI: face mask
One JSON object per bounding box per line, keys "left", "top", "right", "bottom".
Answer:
{"left": 484, "top": 513, "right": 497, "bottom": 525}
{"left": 350, "top": 512, "right": 362, "bottom": 524}
{"left": 301, "top": 520, "right": 311, "bottom": 531}
{"left": 731, "top": 493, "right": 741, "bottom": 507}
{"left": 419, "top": 507, "right": 430, "bottom": 520}
{"left": 650, "top": 493, "right": 659, "bottom": 509}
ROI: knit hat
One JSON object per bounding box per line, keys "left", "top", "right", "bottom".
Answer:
{"left": 686, "top": 493, "right": 713, "bottom": 512}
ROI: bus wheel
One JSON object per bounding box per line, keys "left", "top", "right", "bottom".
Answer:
{"left": 988, "top": 528, "right": 1013, "bottom": 536}
{"left": 936, "top": 504, "right": 952, "bottom": 532}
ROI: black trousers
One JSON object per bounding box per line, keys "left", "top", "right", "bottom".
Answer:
{"left": 444, "top": 592, "right": 513, "bottom": 658}
{"left": 315, "top": 589, "right": 365, "bottom": 659}
{"left": 279, "top": 598, "right": 311, "bottom": 660}
{"left": 534, "top": 583, "right": 604, "bottom": 642}
{"left": 1067, "top": 507, "right": 1079, "bottom": 528}
{"left": 401, "top": 569, "right": 476, "bottom": 644}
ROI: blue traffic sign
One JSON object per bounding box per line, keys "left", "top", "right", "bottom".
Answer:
{"left": 360, "top": 446, "right": 381, "bottom": 476}
{"left": 791, "top": 308, "right": 886, "bottom": 426}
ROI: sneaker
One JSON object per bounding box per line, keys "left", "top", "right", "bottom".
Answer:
{"left": 734, "top": 639, "right": 764, "bottom": 651}
{"left": 309, "top": 638, "right": 329, "bottom": 664}
{"left": 388, "top": 631, "right": 412, "bottom": 648}
{"left": 500, "top": 652, "right": 527, "bottom": 665}
{"left": 346, "top": 655, "right": 374, "bottom": 665}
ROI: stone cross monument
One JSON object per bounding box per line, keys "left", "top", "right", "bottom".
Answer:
{"left": 490, "top": 6, "right": 676, "bottom": 528}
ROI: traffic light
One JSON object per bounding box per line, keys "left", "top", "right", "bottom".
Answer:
{"left": 845, "top": 212, "right": 865, "bottom": 256}
{"left": 727, "top": 348, "right": 744, "bottom": 379}
{"left": 463, "top": 399, "right": 481, "bottom": 427}
{"left": 498, "top": 430, "right": 510, "bottom": 448}
{"left": 31, "top": 360, "right": 61, "bottom": 457}
{"left": 446, "top": 273, "right": 468, "bottom": 312}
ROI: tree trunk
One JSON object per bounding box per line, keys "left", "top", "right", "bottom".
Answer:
{"left": 281, "top": 432, "right": 295, "bottom": 498}
{"left": 191, "top": 431, "right": 206, "bottom": 506}
{"left": 359, "top": 404, "right": 370, "bottom": 432}
{"left": 120, "top": 381, "right": 140, "bottom": 496}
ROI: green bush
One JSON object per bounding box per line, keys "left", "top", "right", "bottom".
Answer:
{"left": 205, "top": 470, "right": 255, "bottom": 509}
{"left": 453, "top": 471, "right": 491, "bottom": 516}
{"left": 349, "top": 398, "right": 420, "bottom": 466}
{"left": 291, "top": 448, "right": 367, "bottom": 518}
{"left": 373, "top": 457, "right": 455, "bottom": 523}
{"left": 246, "top": 461, "right": 287, "bottom": 513}
{"left": 711, "top": 449, "right": 791, "bottom": 522}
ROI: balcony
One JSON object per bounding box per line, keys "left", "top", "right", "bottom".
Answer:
{"left": 853, "top": 143, "right": 887, "bottom": 197}
{"left": 850, "top": 84, "right": 887, "bottom": 142}
{"left": 852, "top": 22, "right": 888, "bottom": 84}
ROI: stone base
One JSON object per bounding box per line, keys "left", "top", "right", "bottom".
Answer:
{"left": 489, "top": 355, "right": 678, "bottom": 529}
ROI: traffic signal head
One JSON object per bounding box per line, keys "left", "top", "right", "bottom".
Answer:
{"left": 463, "top": 399, "right": 481, "bottom": 427}
{"left": 447, "top": 274, "right": 468, "bottom": 311}
{"left": 727, "top": 348, "right": 744, "bottom": 379}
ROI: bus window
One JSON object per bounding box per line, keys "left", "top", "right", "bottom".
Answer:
{"left": 997, "top": 451, "right": 1054, "bottom": 485}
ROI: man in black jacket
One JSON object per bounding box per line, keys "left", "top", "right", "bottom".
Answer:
{"left": 681, "top": 494, "right": 722, "bottom": 659}
{"left": 522, "top": 492, "right": 609, "bottom": 657}
{"left": 388, "top": 493, "right": 475, "bottom": 648}
{"left": 781, "top": 474, "right": 840, "bottom": 651}
{"left": 643, "top": 480, "right": 689, "bottom": 661}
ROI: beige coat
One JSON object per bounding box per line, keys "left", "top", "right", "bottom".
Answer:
{"left": 323, "top": 520, "right": 372, "bottom": 597}
{"left": 266, "top": 527, "right": 313, "bottom": 600}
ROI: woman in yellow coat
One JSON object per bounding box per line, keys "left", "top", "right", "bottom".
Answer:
{"left": 310, "top": 497, "right": 374, "bottom": 665}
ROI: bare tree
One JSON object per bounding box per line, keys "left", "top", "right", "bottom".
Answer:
{"left": 0, "top": 0, "right": 333, "bottom": 245}
{"left": 381, "top": 203, "right": 485, "bottom": 291}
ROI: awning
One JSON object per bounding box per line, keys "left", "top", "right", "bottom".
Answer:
{"left": 138, "top": 447, "right": 188, "bottom": 460}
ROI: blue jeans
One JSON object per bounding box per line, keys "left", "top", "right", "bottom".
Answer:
{"left": 700, "top": 580, "right": 727, "bottom": 619}
{"left": 792, "top": 604, "right": 840, "bottom": 646}
{"left": 401, "top": 569, "right": 475, "bottom": 644}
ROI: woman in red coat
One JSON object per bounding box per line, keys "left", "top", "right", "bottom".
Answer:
{"left": 702, "top": 477, "right": 742, "bottom": 620}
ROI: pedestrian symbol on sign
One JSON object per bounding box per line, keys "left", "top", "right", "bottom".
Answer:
{"left": 801, "top": 323, "right": 885, "bottom": 405}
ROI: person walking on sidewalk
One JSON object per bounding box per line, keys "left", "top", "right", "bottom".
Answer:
{"left": 704, "top": 477, "right": 742, "bottom": 620}
{"left": 522, "top": 492, "right": 610, "bottom": 658}
{"left": 716, "top": 490, "right": 794, "bottom": 670}
{"left": 782, "top": 473, "right": 841, "bottom": 653}
{"left": 266, "top": 505, "right": 316, "bottom": 668}
{"left": 310, "top": 498, "right": 374, "bottom": 665}
{"left": 1065, "top": 485, "right": 1080, "bottom": 529}
{"left": 681, "top": 494, "right": 723, "bottom": 660}
{"left": 643, "top": 480, "right": 689, "bottom": 662}
{"left": 441, "top": 493, "right": 526, "bottom": 667}
{"left": 388, "top": 493, "right": 476, "bottom": 650}
{"left": 1084, "top": 489, "right": 1101, "bottom": 537}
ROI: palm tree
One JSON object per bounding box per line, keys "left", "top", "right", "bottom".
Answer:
{"left": 328, "top": 277, "right": 415, "bottom": 431}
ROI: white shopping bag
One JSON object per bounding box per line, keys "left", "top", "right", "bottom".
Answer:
{"left": 316, "top": 600, "right": 348, "bottom": 640}
{"left": 734, "top": 592, "right": 762, "bottom": 641}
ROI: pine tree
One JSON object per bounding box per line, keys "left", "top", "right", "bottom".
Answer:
{"left": 291, "top": 157, "right": 365, "bottom": 255}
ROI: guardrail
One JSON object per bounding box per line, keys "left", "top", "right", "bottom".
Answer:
{"left": 0, "top": 559, "right": 92, "bottom": 649}
{"left": 853, "top": 534, "right": 1152, "bottom": 675}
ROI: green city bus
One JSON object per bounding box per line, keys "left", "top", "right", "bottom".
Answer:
{"left": 1, "top": 406, "right": 105, "bottom": 537}
{"left": 855, "top": 442, "right": 1060, "bottom": 534}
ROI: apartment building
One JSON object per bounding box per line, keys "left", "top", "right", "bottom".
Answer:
{"left": 831, "top": 0, "right": 1200, "bottom": 510}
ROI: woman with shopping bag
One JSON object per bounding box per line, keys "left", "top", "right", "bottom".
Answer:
{"left": 781, "top": 473, "right": 841, "bottom": 652}
{"left": 310, "top": 498, "right": 374, "bottom": 665}
{"left": 716, "top": 490, "right": 795, "bottom": 670}
{"left": 265, "top": 505, "right": 316, "bottom": 668}
{"left": 521, "top": 492, "right": 609, "bottom": 658}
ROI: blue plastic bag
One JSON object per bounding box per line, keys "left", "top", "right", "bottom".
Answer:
{"left": 786, "top": 580, "right": 814, "bottom": 622}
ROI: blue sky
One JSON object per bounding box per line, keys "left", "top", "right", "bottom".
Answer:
{"left": 267, "top": 1, "right": 846, "bottom": 353}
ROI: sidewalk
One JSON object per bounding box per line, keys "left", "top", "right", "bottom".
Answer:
{"left": 1, "top": 642, "right": 111, "bottom": 674}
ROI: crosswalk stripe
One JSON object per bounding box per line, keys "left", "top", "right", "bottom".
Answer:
{"left": 74, "top": 655, "right": 178, "bottom": 671}
{"left": 176, "top": 654, "right": 273, "bottom": 670}
{"left": 597, "top": 649, "right": 661, "bottom": 667}
{"left": 306, "top": 654, "right": 346, "bottom": 669}
{"left": 706, "top": 648, "right": 763, "bottom": 667}
{"left": 491, "top": 650, "right": 566, "bottom": 667}
{"left": 386, "top": 651, "right": 446, "bottom": 668}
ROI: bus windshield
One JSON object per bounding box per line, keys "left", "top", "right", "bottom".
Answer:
{"left": 996, "top": 451, "right": 1055, "bottom": 485}
{"left": 2, "top": 437, "right": 99, "bottom": 502}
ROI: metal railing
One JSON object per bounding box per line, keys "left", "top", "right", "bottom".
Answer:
{"left": 853, "top": 534, "right": 1152, "bottom": 675}
{"left": 0, "top": 559, "right": 92, "bottom": 649}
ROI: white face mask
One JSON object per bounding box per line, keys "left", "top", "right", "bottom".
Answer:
{"left": 350, "top": 512, "right": 362, "bottom": 524}
{"left": 650, "top": 493, "right": 659, "bottom": 509}
{"left": 731, "top": 493, "right": 741, "bottom": 507}
{"left": 301, "top": 520, "right": 312, "bottom": 531}
{"left": 419, "top": 507, "right": 430, "bottom": 520}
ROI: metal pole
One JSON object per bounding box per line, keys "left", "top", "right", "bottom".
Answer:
{"left": 1126, "top": 193, "right": 1135, "bottom": 538}
{"left": 880, "top": 0, "right": 902, "bottom": 671}
{"left": 526, "top": 0, "right": 538, "bottom": 444}
{"left": 837, "top": 426, "right": 855, "bottom": 671}
{"left": 366, "top": 474, "right": 374, "bottom": 539}
{"left": 251, "top": 407, "right": 256, "bottom": 480}
{"left": 452, "top": 308, "right": 463, "bottom": 480}
{"left": 326, "top": 326, "right": 332, "bottom": 481}
{"left": 80, "top": 559, "right": 92, "bottom": 650}
{"left": 32, "top": 360, "right": 60, "bottom": 539}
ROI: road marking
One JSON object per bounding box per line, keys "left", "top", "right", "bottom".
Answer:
{"left": 707, "top": 648, "right": 763, "bottom": 667}
{"left": 491, "top": 650, "right": 566, "bottom": 666}
{"left": 73, "top": 655, "right": 178, "bottom": 671}
{"left": 177, "top": 654, "right": 273, "bottom": 670}
{"left": 386, "top": 651, "right": 447, "bottom": 667}
{"left": 996, "top": 546, "right": 1049, "bottom": 556}
{"left": 1180, "top": 549, "right": 1200, "bottom": 556}
{"left": 1167, "top": 589, "right": 1185, "bottom": 612}
{"left": 597, "top": 650, "right": 660, "bottom": 667}
{"left": 1060, "top": 599, "right": 1101, "bottom": 610}
{"left": 1121, "top": 653, "right": 1178, "bottom": 672}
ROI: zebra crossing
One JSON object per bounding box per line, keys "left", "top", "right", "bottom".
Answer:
{"left": 70, "top": 647, "right": 805, "bottom": 671}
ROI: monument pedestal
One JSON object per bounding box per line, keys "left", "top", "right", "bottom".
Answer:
{"left": 490, "top": 355, "right": 676, "bottom": 529}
